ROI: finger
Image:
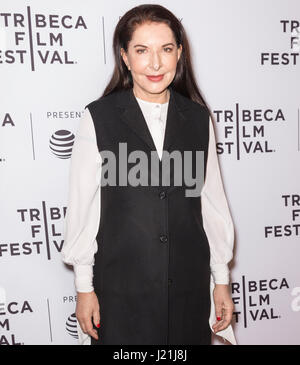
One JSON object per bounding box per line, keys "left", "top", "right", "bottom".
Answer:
{"left": 212, "top": 314, "right": 224, "bottom": 327}
{"left": 76, "top": 317, "right": 87, "bottom": 334}
{"left": 93, "top": 309, "right": 101, "bottom": 329}
{"left": 212, "top": 303, "right": 224, "bottom": 328}
{"left": 87, "top": 327, "right": 99, "bottom": 340}
{"left": 213, "top": 307, "right": 233, "bottom": 332}
{"left": 222, "top": 304, "right": 233, "bottom": 323}
{"left": 214, "top": 302, "right": 223, "bottom": 322}
{"left": 80, "top": 314, "right": 99, "bottom": 339}
{"left": 85, "top": 319, "right": 99, "bottom": 340}
{"left": 213, "top": 316, "right": 230, "bottom": 331}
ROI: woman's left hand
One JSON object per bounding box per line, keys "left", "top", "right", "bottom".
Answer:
{"left": 212, "top": 284, "right": 234, "bottom": 334}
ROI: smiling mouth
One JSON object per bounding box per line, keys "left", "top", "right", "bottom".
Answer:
{"left": 146, "top": 74, "right": 164, "bottom": 81}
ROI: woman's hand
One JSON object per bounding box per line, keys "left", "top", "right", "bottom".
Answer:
{"left": 76, "top": 291, "right": 100, "bottom": 340}
{"left": 212, "top": 284, "right": 234, "bottom": 334}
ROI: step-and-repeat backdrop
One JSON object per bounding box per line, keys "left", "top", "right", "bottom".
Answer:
{"left": 1, "top": 0, "right": 299, "bottom": 345}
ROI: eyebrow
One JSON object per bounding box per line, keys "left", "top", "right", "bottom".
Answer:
{"left": 133, "top": 42, "right": 175, "bottom": 48}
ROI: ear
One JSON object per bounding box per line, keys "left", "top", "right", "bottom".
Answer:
{"left": 120, "top": 48, "right": 129, "bottom": 68}
{"left": 177, "top": 44, "right": 183, "bottom": 61}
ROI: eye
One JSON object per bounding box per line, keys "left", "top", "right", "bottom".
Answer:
{"left": 164, "top": 47, "right": 173, "bottom": 52}
{"left": 136, "top": 49, "right": 146, "bottom": 54}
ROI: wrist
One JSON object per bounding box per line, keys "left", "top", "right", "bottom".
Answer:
{"left": 215, "top": 283, "right": 229, "bottom": 286}
{"left": 77, "top": 290, "right": 95, "bottom": 295}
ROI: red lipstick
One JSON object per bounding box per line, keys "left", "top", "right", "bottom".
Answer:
{"left": 146, "top": 74, "right": 164, "bottom": 82}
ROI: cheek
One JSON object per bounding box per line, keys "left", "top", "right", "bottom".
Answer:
{"left": 131, "top": 57, "right": 149, "bottom": 72}
{"left": 164, "top": 55, "right": 179, "bottom": 70}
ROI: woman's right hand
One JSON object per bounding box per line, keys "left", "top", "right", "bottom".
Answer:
{"left": 76, "top": 291, "right": 100, "bottom": 340}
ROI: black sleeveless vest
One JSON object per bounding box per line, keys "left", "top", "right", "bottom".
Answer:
{"left": 85, "top": 86, "right": 211, "bottom": 345}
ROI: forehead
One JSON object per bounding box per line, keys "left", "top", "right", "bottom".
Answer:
{"left": 130, "top": 22, "right": 175, "bottom": 45}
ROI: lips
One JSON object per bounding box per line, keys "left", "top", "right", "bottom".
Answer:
{"left": 146, "top": 74, "right": 164, "bottom": 82}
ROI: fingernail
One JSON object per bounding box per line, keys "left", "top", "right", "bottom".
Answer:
{"left": 217, "top": 316, "right": 221, "bottom": 321}
{"left": 97, "top": 323, "right": 100, "bottom": 328}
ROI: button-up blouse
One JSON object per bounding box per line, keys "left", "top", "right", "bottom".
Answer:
{"left": 61, "top": 93, "right": 237, "bottom": 345}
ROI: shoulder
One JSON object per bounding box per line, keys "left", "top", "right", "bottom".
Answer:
{"left": 83, "top": 90, "right": 126, "bottom": 134}
{"left": 174, "top": 90, "right": 210, "bottom": 144}
{"left": 85, "top": 90, "right": 120, "bottom": 114}
{"left": 173, "top": 89, "right": 210, "bottom": 128}
{"left": 173, "top": 89, "right": 209, "bottom": 119}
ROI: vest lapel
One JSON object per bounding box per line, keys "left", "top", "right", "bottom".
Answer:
{"left": 116, "top": 86, "right": 189, "bottom": 160}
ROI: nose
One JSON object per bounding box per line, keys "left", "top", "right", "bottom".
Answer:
{"left": 149, "top": 50, "right": 161, "bottom": 71}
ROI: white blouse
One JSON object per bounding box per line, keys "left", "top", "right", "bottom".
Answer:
{"left": 61, "top": 94, "right": 237, "bottom": 345}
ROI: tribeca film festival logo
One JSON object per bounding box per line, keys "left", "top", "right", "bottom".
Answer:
{"left": 231, "top": 276, "right": 300, "bottom": 328}
{"left": 0, "top": 287, "right": 33, "bottom": 345}
{"left": 261, "top": 19, "right": 299, "bottom": 65}
{"left": 0, "top": 202, "right": 66, "bottom": 260}
{"left": 214, "top": 105, "right": 285, "bottom": 160}
{"left": 265, "top": 193, "right": 300, "bottom": 238}
{"left": 0, "top": 7, "right": 87, "bottom": 70}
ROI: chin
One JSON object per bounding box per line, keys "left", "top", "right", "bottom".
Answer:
{"left": 146, "top": 83, "right": 170, "bottom": 92}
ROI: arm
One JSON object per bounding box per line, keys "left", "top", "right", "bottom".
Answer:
{"left": 201, "top": 115, "right": 235, "bottom": 333}
{"left": 201, "top": 116, "right": 235, "bottom": 285}
{"left": 61, "top": 107, "right": 102, "bottom": 340}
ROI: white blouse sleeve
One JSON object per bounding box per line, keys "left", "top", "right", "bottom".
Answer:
{"left": 201, "top": 116, "right": 235, "bottom": 285}
{"left": 61, "top": 107, "right": 102, "bottom": 293}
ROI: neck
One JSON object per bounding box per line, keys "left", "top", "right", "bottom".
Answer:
{"left": 133, "top": 87, "right": 170, "bottom": 104}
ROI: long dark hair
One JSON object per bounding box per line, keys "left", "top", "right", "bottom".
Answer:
{"left": 101, "top": 4, "right": 210, "bottom": 111}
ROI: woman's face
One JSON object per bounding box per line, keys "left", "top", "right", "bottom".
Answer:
{"left": 121, "top": 21, "right": 182, "bottom": 101}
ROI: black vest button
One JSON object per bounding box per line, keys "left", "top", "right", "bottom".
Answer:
{"left": 168, "top": 278, "right": 173, "bottom": 285}
{"left": 159, "top": 191, "right": 166, "bottom": 199}
{"left": 159, "top": 235, "right": 168, "bottom": 243}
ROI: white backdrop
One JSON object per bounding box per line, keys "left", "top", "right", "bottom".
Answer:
{"left": 1, "top": 0, "right": 299, "bottom": 345}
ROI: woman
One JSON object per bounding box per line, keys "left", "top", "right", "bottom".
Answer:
{"left": 62, "top": 4, "right": 236, "bottom": 345}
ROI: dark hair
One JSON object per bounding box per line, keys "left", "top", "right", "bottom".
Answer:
{"left": 101, "top": 4, "right": 210, "bottom": 111}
